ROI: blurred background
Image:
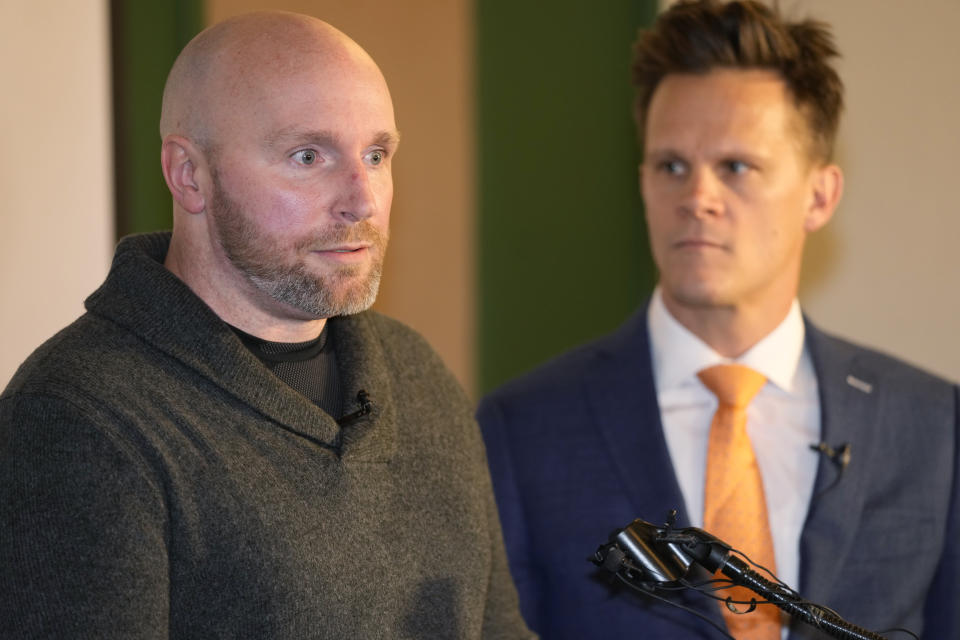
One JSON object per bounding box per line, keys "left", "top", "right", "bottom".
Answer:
{"left": 2, "top": 0, "right": 958, "bottom": 398}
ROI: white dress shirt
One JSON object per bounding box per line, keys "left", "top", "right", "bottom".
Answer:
{"left": 648, "top": 288, "right": 821, "bottom": 604}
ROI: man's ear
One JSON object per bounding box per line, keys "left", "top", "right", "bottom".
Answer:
{"left": 804, "top": 163, "right": 843, "bottom": 233}
{"left": 161, "top": 135, "right": 208, "bottom": 214}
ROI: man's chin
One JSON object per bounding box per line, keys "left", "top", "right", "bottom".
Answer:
{"left": 326, "top": 294, "right": 378, "bottom": 317}
{"left": 661, "top": 280, "right": 735, "bottom": 311}
{"left": 312, "top": 279, "right": 382, "bottom": 317}
{"left": 246, "top": 268, "right": 379, "bottom": 319}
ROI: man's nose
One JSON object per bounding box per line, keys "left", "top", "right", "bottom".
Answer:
{"left": 679, "top": 167, "right": 723, "bottom": 218}
{"left": 334, "top": 160, "right": 377, "bottom": 223}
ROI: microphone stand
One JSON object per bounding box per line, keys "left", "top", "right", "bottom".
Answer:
{"left": 596, "top": 517, "right": 893, "bottom": 640}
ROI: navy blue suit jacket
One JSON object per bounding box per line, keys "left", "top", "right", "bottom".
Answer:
{"left": 478, "top": 307, "right": 959, "bottom": 639}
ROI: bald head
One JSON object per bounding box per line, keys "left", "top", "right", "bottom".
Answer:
{"left": 160, "top": 12, "right": 386, "bottom": 151}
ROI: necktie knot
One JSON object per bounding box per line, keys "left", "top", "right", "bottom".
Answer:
{"left": 698, "top": 364, "right": 767, "bottom": 409}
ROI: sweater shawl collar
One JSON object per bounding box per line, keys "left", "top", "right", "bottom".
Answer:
{"left": 84, "top": 232, "right": 397, "bottom": 461}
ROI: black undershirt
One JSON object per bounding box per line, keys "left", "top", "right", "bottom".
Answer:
{"left": 231, "top": 323, "right": 344, "bottom": 419}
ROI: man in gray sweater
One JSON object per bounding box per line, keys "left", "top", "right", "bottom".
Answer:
{"left": 0, "top": 12, "right": 533, "bottom": 639}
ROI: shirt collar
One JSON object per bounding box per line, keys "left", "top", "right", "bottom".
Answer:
{"left": 648, "top": 288, "right": 807, "bottom": 394}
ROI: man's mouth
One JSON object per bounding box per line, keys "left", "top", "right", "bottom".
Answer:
{"left": 674, "top": 238, "right": 727, "bottom": 250}
{"left": 321, "top": 244, "right": 368, "bottom": 253}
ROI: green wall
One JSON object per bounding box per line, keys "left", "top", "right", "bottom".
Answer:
{"left": 111, "top": 0, "right": 204, "bottom": 237}
{"left": 476, "top": 2, "right": 659, "bottom": 393}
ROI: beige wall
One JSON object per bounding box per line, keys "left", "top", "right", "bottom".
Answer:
{"left": 794, "top": 0, "right": 960, "bottom": 382}
{"left": 0, "top": 1, "right": 114, "bottom": 388}
{"left": 207, "top": 0, "right": 477, "bottom": 392}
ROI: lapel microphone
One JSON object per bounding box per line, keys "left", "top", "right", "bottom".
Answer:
{"left": 336, "top": 390, "right": 372, "bottom": 426}
{"left": 810, "top": 441, "right": 851, "bottom": 470}
{"left": 810, "top": 441, "right": 851, "bottom": 498}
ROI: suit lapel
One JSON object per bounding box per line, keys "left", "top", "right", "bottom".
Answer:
{"left": 583, "top": 308, "right": 695, "bottom": 529}
{"left": 583, "top": 307, "right": 728, "bottom": 631}
{"left": 797, "top": 322, "right": 881, "bottom": 606}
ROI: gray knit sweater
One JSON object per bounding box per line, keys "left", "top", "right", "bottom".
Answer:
{"left": 0, "top": 233, "right": 534, "bottom": 639}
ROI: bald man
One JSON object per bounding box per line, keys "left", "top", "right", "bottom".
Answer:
{"left": 0, "top": 12, "right": 533, "bottom": 639}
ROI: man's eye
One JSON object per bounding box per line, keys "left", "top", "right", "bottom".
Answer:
{"left": 660, "top": 160, "right": 685, "bottom": 175}
{"left": 726, "top": 160, "right": 749, "bottom": 174}
{"left": 368, "top": 149, "right": 384, "bottom": 166}
{"left": 294, "top": 149, "right": 318, "bottom": 165}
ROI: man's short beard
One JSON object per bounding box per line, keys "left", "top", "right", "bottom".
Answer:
{"left": 209, "top": 171, "right": 388, "bottom": 318}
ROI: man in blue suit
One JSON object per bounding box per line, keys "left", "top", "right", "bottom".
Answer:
{"left": 477, "top": 1, "right": 959, "bottom": 638}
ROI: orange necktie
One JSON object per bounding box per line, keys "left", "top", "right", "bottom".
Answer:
{"left": 699, "top": 364, "right": 780, "bottom": 640}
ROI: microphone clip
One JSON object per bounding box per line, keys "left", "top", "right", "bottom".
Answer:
{"left": 336, "top": 390, "right": 372, "bottom": 426}
{"left": 810, "top": 441, "right": 851, "bottom": 470}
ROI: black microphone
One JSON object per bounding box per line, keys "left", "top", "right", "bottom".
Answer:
{"left": 810, "top": 441, "right": 851, "bottom": 498}
{"left": 810, "top": 441, "right": 851, "bottom": 470}
{"left": 336, "top": 390, "right": 372, "bottom": 426}
{"left": 595, "top": 517, "right": 894, "bottom": 640}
